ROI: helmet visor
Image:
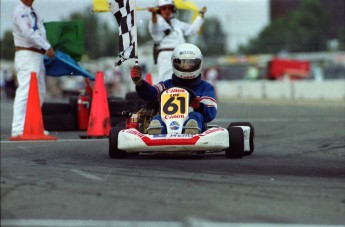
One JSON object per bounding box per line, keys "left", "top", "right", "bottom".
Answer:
{"left": 173, "top": 58, "right": 202, "bottom": 73}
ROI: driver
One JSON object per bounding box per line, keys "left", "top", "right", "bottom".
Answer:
{"left": 130, "top": 43, "right": 217, "bottom": 135}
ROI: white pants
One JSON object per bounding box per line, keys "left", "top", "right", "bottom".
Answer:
{"left": 157, "top": 51, "right": 174, "bottom": 82}
{"left": 12, "top": 50, "right": 46, "bottom": 134}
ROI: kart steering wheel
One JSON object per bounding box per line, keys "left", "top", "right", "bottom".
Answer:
{"left": 178, "top": 86, "right": 197, "bottom": 101}
{"left": 161, "top": 86, "right": 197, "bottom": 102}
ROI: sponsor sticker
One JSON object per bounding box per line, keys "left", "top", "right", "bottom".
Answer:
{"left": 152, "top": 134, "right": 167, "bottom": 138}
{"left": 169, "top": 121, "right": 180, "bottom": 130}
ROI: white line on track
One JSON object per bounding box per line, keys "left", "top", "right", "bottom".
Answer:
{"left": 70, "top": 169, "right": 103, "bottom": 182}
{"left": 0, "top": 219, "right": 342, "bottom": 227}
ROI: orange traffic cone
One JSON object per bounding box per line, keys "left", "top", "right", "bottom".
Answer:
{"left": 146, "top": 73, "right": 153, "bottom": 85}
{"left": 84, "top": 77, "right": 93, "bottom": 98}
{"left": 81, "top": 71, "right": 111, "bottom": 138}
{"left": 9, "top": 72, "right": 57, "bottom": 141}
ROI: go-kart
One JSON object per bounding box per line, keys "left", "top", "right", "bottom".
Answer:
{"left": 108, "top": 87, "right": 254, "bottom": 159}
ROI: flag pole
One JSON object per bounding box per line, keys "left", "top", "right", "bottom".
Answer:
{"left": 133, "top": 0, "right": 138, "bottom": 65}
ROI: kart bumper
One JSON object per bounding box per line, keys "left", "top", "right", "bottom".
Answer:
{"left": 118, "top": 127, "right": 229, "bottom": 153}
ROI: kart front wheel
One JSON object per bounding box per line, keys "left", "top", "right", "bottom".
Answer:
{"left": 109, "top": 127, "right": 127, "bottom": 159}
{"left": 229, "top": 122, "right": 254, "bottom": 155}
{"left": 225, "top": 126, "right": 244, "bottom": 159}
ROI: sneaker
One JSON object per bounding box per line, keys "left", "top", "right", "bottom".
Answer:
{"left": 184, "top": 119, "right": 199, "bottom": 135}
{"left": 147, "top": 120, "right": 163, "bottom": 135}
{"left": 11, "top": 131, "right": 23, "bottom": 137}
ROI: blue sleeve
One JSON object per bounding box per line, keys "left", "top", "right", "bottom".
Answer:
{"left": 135, "top": 80, "right": 159, "bottom": 101}
{"left": 135, "top": 79, "right": 174, "bottom": 101}
{"left": 198, "top": 103, "right": 217, "bottom": 123}
{"left": 194, "top": 82, "right": 218, "bottom": 123}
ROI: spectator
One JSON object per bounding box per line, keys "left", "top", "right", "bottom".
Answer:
{"left": 11, "top": 0, "right": 55, "bottom": 137}
{"left": 148, "top": 0, "right": 207, "bottom": 82}
{"left": 244, "top": 64, "right": 259, "bottom": 80}
{"left": 104, "top": 65, "right": 123, "bottom": 96}
{"left": 104, "top": 65, "right": 116, "bottom": 96}
{"left": 312, "top": 63, "right": 324, "bottom": 82}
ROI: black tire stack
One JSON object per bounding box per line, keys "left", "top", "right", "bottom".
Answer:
{"left": 108, "top": 92, "right": 151, "bottom": 127}
{"left": 42, "top": 96, "right": 79, "bottom": 131}
{"left": 43, "top": 92, "right": 152, "bottom": 131}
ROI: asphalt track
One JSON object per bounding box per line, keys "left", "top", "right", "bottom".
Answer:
{"left": 1, "top": 97, "right": 345, "bottom": 227}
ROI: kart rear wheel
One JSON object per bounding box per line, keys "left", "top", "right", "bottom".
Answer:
{"left": 108, "top": 127, "right": 127, "bottom": 159}
{"left": 226, "top": 126, "right": 244, "bottom": 159}
{"left": 229, "top": 122, "right": 254, "bottom": 155}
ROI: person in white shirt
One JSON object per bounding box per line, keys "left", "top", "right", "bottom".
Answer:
{"left": 11, "top": 0, "right": 55, "bottom": 137}
{"left": 148, "top": 0, "right": 206, "bottom": 82}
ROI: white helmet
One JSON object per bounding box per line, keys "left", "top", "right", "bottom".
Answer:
{"left": 158, "top": 0, "right": 174, "bottom": 7}
{"left": 172, "top": 43, "right": 203, "bottom": 81}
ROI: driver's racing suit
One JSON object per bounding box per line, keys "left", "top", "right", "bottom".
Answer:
{"left": 135, "top": 77, "right": 217, "bottom": 133}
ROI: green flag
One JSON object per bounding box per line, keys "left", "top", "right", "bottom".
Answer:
{"left": 44, "top": 20, "right": 84, "bottom": 62}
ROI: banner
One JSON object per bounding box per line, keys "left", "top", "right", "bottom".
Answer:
{"left": 44, "top": 51, "right": 95, "bottom": 80}
{"left": 44, "top": 20, "right": 84, "bottom": 62}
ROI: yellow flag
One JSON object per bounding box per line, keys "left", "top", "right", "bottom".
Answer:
{"left": 173, "top": 0, "right": 200, "bottom": 21}
{"left": 93, "top": 0, "right": 110, "bottom": 12}
{"left": 93, "top": 0, "right": 200, "bottom": 19}
{"left": 93, "top": 0, "right": 153, "bottom": 12}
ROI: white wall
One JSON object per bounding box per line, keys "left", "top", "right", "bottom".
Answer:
{"left": 216, "top": 80, "right": 345, "bottom": 101}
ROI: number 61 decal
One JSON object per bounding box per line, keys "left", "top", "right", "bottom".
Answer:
{"left": 161, "top": 92, "right": 189, "bottom": 116}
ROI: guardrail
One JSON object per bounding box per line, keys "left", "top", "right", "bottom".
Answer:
{"left": 216, "top": 79, "right": 345, "bottom": 101}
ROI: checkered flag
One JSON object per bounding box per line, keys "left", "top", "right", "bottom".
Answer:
{"left": 108, "top": 0, "right": 137, "bottom": 66}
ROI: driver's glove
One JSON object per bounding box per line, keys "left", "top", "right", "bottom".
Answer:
{"left": 130, "top": 65, "right": 142, "bottom": 86}
{"left": 189, "top": 96, "right": 201, "bottom": 111}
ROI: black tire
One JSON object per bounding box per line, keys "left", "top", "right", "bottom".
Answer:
{"left": 125, "top": 92, "right": 141, "bottom": 100}
{"left": 110, "top": 116, "right": 125, "bottom": 127}
{"left": 69, "top": 95, "right": 79, "bottom": 116}
{"left": 108, "top": 96, "right": 124, "bottom": 102}
{"left": 42, "top": 103, "right": 71, "bottom": 115}
{"left": 108, "top": 99, "right": 129, "bottom": 116}
{"left": 43, "top": 114, "right": 78, "bottom": 131}
{"left": 229, "top": 122, "right": 255, "bottom": 155}
{"left": 108, "top": 127, "right": 127, "bottom": 159}
{"left": 225, "top": 126, "right": 244, "bottom": 159}
{"left": 115, "top": 122, "right": 126, "bottom": 128}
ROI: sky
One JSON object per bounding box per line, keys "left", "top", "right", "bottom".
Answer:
{"left": 0, "top": 0, "right": 269, "bottom": 52}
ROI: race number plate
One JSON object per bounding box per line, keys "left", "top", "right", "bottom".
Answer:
{"left": 161, "top": 88, "right": 189, "bottom": 134}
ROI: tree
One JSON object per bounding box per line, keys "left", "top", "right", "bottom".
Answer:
{"left": 0, "top": 8, "right": 226, "bottom": 60}
{"left": 338, "top": 28, "right": 345, "bottom": 51}
{"left": 67, "top": 9, "right": 151, "bottom": 59}
{"left": 176, "top": 9, "right": 227, "bottom": 57}
{"left": 137, "top": 19, "right": 151, "bottom": 45}
{"left": 196, "top": 17, "right": 227, "bottom": 56}
{"left": 67, "top": 10, "right": 115, "bottom": 59}
{"left": 239, "top": 0, "right": 330, "bottom": 54}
